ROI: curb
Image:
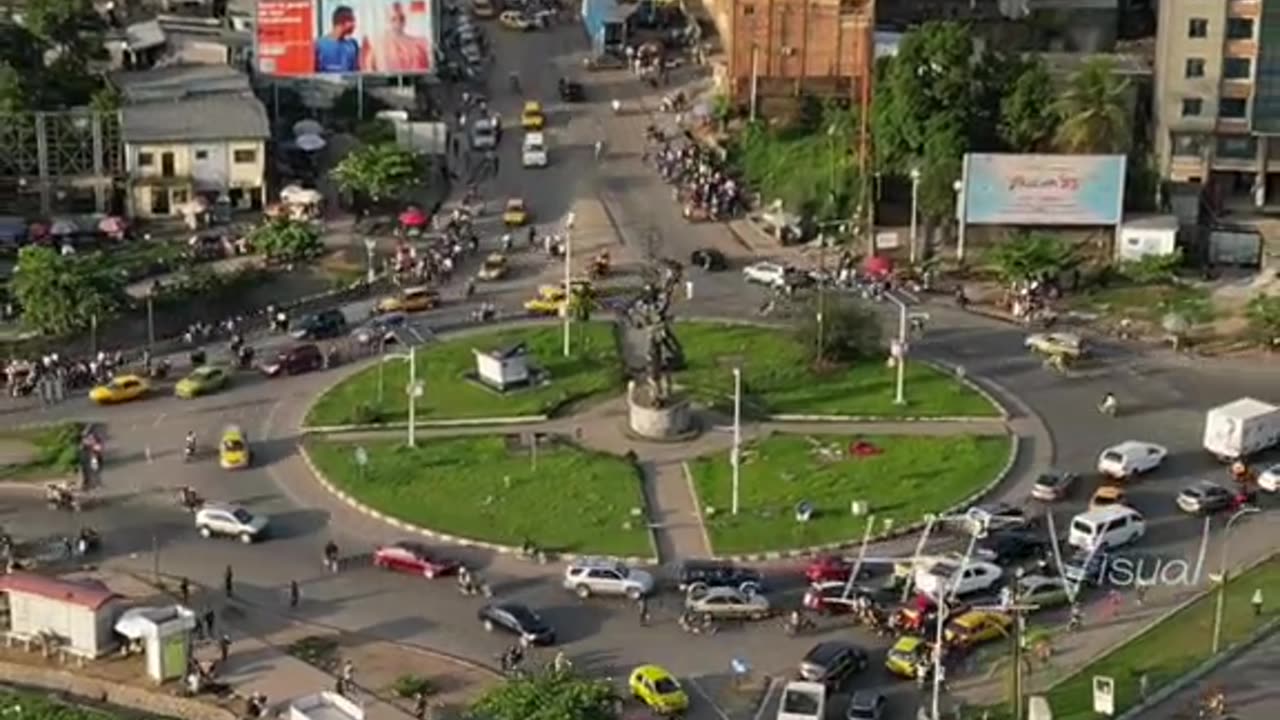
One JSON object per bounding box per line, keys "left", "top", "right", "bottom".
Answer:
{"left": 302, "top": 416, "right": 550, "bottom": 433}
{"left": 680, "top": 461, "right": 716, "bottom": 559}
{"left": 693, "top": 431, "right": 1021, "bottom": 562}
{"left": 768, "top": 414, "right": 1003, "bottom": 423}
{"left": 298, "top": 443, "right": 657, "bottom": 565}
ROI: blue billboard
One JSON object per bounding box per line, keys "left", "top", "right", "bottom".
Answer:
{"left": 962, "top": 154, "right": 1127, "bottom": 226}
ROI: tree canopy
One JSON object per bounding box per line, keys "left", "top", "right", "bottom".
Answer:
{"left": 468, "top": 670, "right": 618, "bottom": 720}
{"left": 248, "top": 218, "right": 323, "bottom": 261}
{"left": 330, "top": 143, "right": 423, "bottom": 203}
{"left": 999, "top": 57, "right": 1059, "bottom": 152}
{"left": 11, "top": 245, "right": 122, "bottom": 335}
{"left": 1053, "top": 57, "right": 1132, "bottom": 154}
{"left": 984, "top": 232, "right": 1079, "bottom": 285}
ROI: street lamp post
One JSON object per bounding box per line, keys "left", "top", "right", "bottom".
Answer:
{"left": 379, "top": 346, "right": 421, "bottom": 446}
{"left": 731, "top": 367, "right": 742, "bottom": 516}
{"left": 146, "top": 294, "right": 156, "bottom": 355}
{"left": 886, "top": 294, "right": 908, "bottom": 405}
{"left": 562, "top": 213, "right": 576, "bottom": 358}
{"left": 909, "top": 168, "right": 921, "bottom": 264}
{"left": 1212, "top": 505, "right": 1259, "bottom": 653}
{"left": 364, "top": 237, "right": 378, "bottom": 284}
{"left": 954, "top": 167, "right": 969, "bottom": 262}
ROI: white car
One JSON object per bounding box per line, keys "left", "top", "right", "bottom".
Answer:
{"left": 521, "top": 131, "right": 547, "bottom": 168}
{"left": 1097, "top": 440, "right": 1168, "bottom": 478}
{"left": 1258, "top": 464, "right": 1280, "bottom": 492}
{"left": 743, "top": 261, "right": 787, "bottom": 287}
{"left": 195, "top": 502, "right": 269, "bottom": 544}
{"left": 471, "top": 118, "right": 497, "bottom": 150}
{"left": 913, "top": 558, "right": 1002, "bottom": 599}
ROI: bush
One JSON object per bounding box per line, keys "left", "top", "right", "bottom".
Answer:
{"left": 287, "top": 635, "right": 340, "bottom": 669}
{"left": 351, "top": 403, "right": 385, "bottom": 425}
{"left": 1118, "top": 249, "right": 1183, "bottom": 285}
{"left": 1247, "top": 295, "right": 1280, "bottom": 347}
{"left": 393, "top": 674, "right": 436, "bottom": 698}
{"left": 32, "top": 422, "right": 82, "bottom": 474}
{"left": 794, "top": 297, "right": 883, "bottom": 367}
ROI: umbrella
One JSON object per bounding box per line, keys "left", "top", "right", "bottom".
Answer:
{"left": 296, "top": 133, "right": 326, "bottom": 152}
{"left": 98, "top": 216, "right": 127, "bottom": 235}
{"left": 293, "top": 119, "right": 324, "bottom": 137}
{"left": 863, "top": 255, "right": 894, "bottom": 278}
{"left": 50, "top": 218, "right": 78, "bottom": 237}
{"left": 399, "top": 207, "right": 428, "bottom": 227}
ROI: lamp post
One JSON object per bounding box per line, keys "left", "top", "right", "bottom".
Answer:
{"left": 146, "top": 294, "right": 155, "bottom": 355}
{"left": 1212, "top": 505, "right": 1259, "bottom": 653}
{"left": 909, "top": 168, "right": 921, "bottom": 264}
{"left": 380, "top": 346, "right": 421, "bottom": 447}
{"left": 749, "top": 45, "right": 760, "bottom": 122}
{"left": 363, "top": 237, "right": 377, "bottom": 284}
{"left": 954, "top": 168, "right": 969, "bottom": 262}
{"left": 731, "top": 366, "right": 742, "bottom": 516}
{"left": 562, "top": 212, "right": 576, "bottom": 358}
{"left": 886, "top": 294, "right": 908, "bottom": 405}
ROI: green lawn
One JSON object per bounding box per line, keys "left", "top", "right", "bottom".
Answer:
{"left": 0, "top": 422, "right": 83, "bottom": 481}
{"left": 305, "top": 436, "right": 652, "bottom": 556}
{"left": 1068, "top": 283, "right": 1214, "bottom": 325}
{"left": 306, "top": 323, "right": 621, "bottom": 426}
{"left": 675, "top": 322, "right": 998, "bottom": 418}
{"left": 688, "top": 433, "right": 1011, "bottom": 554}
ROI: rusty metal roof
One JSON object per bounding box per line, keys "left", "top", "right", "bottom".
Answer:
{"left": 0, "top": 572, "right": 121, "bottom": 611}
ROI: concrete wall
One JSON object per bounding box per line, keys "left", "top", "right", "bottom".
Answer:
{"left": 0, "top": 658, "right": 235, "bottom": 720}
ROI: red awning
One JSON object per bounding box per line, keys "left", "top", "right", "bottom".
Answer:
{"left": 863, "top": 255, "right": 894, "bottom": 277}
{"left": 399, "top": 208, "right": 428, "bottom": 227}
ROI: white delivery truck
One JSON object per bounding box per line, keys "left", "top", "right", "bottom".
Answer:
{"left": 1202, "top": 397, "right": 1280, "bottom": 461}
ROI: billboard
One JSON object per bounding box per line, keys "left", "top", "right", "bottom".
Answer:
{"left": 256, "top": 0, "right": 434, "bottom": 76}
{"left": 961, "top": 153, "right": 1127, "bottom": 226}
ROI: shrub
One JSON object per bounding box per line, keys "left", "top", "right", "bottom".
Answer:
{"left": 1118, "top": 249, "right": 1183, "bottom": 285}
{"left": 393, "top": 674, "right": 436, "bottom": 698}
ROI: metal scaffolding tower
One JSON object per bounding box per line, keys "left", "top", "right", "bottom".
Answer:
{"left": 0, "top": 110, "right": 123, "bottom": 215}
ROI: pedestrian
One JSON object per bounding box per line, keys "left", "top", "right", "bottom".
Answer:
{"left": 413, "top": 692, "right": 429, "bottom": 720}
{"left": 178, "top": 576, "right": 190, "bottom": 604}
{"left": 1138, "top": 673, "right": 1149, "bottom": 700}
{"left": 1252, "top": 588, "right": 1264, "bottom": 616}
{"left": 218, "top": 633, "right": 230, "bottom": 663}
{"left": 637, "top": 596, "right": 649, "bottom": 626}
{"left": 203, "top": 607, "right": 216, "bottom": 638}
{"left": 289, "top": 580, "right": 300, "bottom": 608}
{"left": 223, "top": 564, "right": 234, "bottom": 597}
{"left": 1134, "top": 581, "right": 1148, "bottom": 607}
{"left": 341, "top": 660, "right": 355, "bottom": 696}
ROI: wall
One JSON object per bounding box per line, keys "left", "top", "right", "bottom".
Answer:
{"left": 0, "top": 657, "right": 234, "bottom": 720}
{"left": 226, "top": 141, "right": 266, "bottom": 188}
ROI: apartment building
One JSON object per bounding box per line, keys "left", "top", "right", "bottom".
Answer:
{"left": 1154, "top": 0, "right": 1269, "bottom": 209}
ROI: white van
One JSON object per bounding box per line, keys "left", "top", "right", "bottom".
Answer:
{"left": 1068, "top": 506, "right": 1145, "bottom": 552}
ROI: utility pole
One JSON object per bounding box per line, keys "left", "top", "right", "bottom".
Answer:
{"left": 857, "top": 1, "right": 875, "bottom": 257}
{"left": 841, "top": 515, "right": 875, "bottom": 600}
{"left": 146, "top": 295, "right": 155, "bottom": 354}
{"left": 731, "top": 367, "right": 742, "bottom": 515}
{"left": 816, "top": 238, "right": 827, "bottom": 361}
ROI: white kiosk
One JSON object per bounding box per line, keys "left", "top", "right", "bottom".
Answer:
{"left": 113, "top": 605, "right": 197, "bottom": 683}
{"left": 473, "top": 343, "right": 532, "bottom": 391}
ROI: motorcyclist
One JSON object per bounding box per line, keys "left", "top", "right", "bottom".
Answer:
{"left": 457, "top": 566, "right": 474, "bottom": 594}
{"left": 501, "top": 233, "right": 512, "bottom": 252}
{"left": 179, "top": 486, "right": 200, "bottom": 509}
{"left": 184, "top": 431, "right": 197, "bottom": 459}
{"left": 593, "top": 140, "right": 604, "bottom": 161}
{"left": 1098, "top": 392, "right": 1118, "bottom": 417}
{"left": 324, "top": 540, "right": 340, "bottom": 572}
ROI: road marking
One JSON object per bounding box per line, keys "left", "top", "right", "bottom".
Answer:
{"left": 685, "top": 679, "right": 733, "bottom": 720}
{"left": 751, "top": 678, "right": 778, "bottom": 720}
{"left": 152, "top": 412, "right": 167, "bottom": 427}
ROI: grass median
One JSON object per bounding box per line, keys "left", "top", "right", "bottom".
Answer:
{"left": 688, "top": 433, "right": 1011, "bottom": 555}
{"left": 306, "top": 322, "right": 620, "bottom": 426}
{"left": 675, "top": 322, "right": 998, "bottom": 418}
{"left": 0, "top": 422, "right": 83, "bottom": 481}
{"left": 305, "top": 435, "right": 652, "bottom": 557}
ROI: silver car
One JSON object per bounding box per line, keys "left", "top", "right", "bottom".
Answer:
{"left": 562, "top": 557, "right": 654, "bottom": 599}
{"left": 684, "top": 585, "right": 771, "bottom": 620}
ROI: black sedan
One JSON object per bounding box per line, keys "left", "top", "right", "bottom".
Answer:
{"left": 690, "top": 248, "right": 727, "bottom": 271}
{"left": 478, "top": 603, "right": 556, "bottom": 645}
{"left": 979, "top": 530, "right": 1050, "bottom": 565}
{"left": 558, "top": 78, "right": 584, "bottom": 102}
{"left": 677, "top": 559, "right": 763, "bottom": 593}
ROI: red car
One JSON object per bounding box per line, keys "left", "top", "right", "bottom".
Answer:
{"left": 805, "top": 554, "right": 854, "bottom": 584}
{"left": 373, "top": 541, "right": 460, "bottom": 579}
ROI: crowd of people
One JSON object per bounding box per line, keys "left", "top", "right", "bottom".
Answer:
{"left": 647, "top": 128, "right": 744, "bottom": 223}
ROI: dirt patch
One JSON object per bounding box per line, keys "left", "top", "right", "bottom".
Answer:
{"left": 0, "top": 439, "right": 38, "bottom": 466}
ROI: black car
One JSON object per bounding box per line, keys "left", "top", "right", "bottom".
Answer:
{"left": 292, "top": 309, "right": 347, "bottom": 340}
{"left": 845, "top": 691, "right": 887, "bottom": 720}
{"left": 980, "top": 530, "right": 1050, "bottom": 565}
{"left": 558, "top": 78, "right": 584, "bottom": 102}
{"left": 797, "top": 641, "right": 867, "bottom": 689}
{"left": 478, "top": 603, "right": 555, "bottom": 645}
{"left": 690, "top": 248, "right": 727, "bottom": 272}
{"left": 677, "top": 559, "right": 764, "bottom": 593}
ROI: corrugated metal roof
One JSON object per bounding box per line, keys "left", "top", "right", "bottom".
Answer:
{"left": 0, "top": 572, "right": 120, "bottom": 610}
{"left": 111, "top": 64, "right": 251, "bottom": 103}
{"left": 122, "top": 93, "right": 270, "bottom": 142}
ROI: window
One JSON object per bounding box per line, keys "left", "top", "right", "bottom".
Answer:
{"left": 171, "top": 189, "right": 188, "bottom": 205}
{"left": 1182, "top": 98, "right": 1204, "bottom": 116}
{"left": 1188, "top": 18, "right": 1209, "bottom": 38}
{"left": 1221, "top": 98, "right": 1249, "bottom": 118}
{"left": 1224, "top": 57, "right": 1252, "bottom": 79}
{"left": 1216, "top": 135, "right": 1257, "bottom": 159}
{"left": 1227, "top": 17, "right": 1254, "bottom": 40}
{"left": 1186, "top": 58, "right": 1206, "bottom": 78}
{"left": 137, "top": 152, "right": 153, "bottom": 167}
{"left": 741, "top": 3, "right": 753, "bottom": 13}
{"left": 233, "top": 148, "right": 257, "bottom": 163}
{"left": 194, "top": 150, "right": 208, "bottom": 160}
{"left": 1171, "top": 133, "right": 1207, "bottom": 157}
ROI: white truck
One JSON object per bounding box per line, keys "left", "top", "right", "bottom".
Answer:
{"left": 1202, "top": 397, "right": 1280, "bottom": 461}
{"left": 289, "top": 692, "right": 363, "bottom": 720}
{"left": 777, "top": 681, "right": 825, "bottom": 720}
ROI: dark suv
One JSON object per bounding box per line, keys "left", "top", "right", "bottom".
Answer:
{"left": 261, "top": 344, "right": 323, "bottom": 377}
{"left": 292, "top": 309, "right": 347, "bottom": 340}
{"left": 798, "top": 642, "right": 867, "bottom": 689}
{"left": 677, "top": 560, "right": 764, "bottom": 594}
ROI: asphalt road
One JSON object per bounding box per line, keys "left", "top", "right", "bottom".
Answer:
{"left": 1, "top": 16, "right": 1279, "bottom": 720}
{"left": 1144, "top": 629, "right": 1280, "bottom": 719}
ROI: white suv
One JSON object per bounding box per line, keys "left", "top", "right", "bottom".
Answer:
{"left": 743, "top": 261, "right": 787, "bottom": 287}
{"left": 195, "top": 502, "right": 269, "bottom": 544}
{"left": 563, "top": 557, "right": 654, "bottom": 599}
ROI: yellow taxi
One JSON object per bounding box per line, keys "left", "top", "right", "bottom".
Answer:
{"left": 885, "top": 635, "right": 930, "bottom": 678}
{"left": 628, "top": 664, "right": 688, "bottom": 715}
{"left": 1090, "top": 483, "right": 1128, "bottom": 509}
{"left": 521, "top": 101, "right": 545, "bottom": 130}
{"left": 219, "top": 425, "right": 251, "bottom": 470}
{"left": 89, "top": 374, "right": 150, "bottom": 404}
{"left": 377, "top": 286, "right": 440, "bottom": 314}
{"left": 944, "top": 610, "right": 1012, "bottom": 649}
{"left": 524, "top": 281, "right": 593, "bottom": 315}
{"left": 478, "top": 253, "right": 508, "bottom": 280}
{"left": 499, "top": 10, "right": 531, "bottom": 30}
{"left": 503, "top": 197, "right": 530, "bottom": 226}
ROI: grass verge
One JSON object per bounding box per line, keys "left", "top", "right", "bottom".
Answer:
{"left": 676, "top": 322, "right": 998, "bottom": 418}
{"left": 305, "top": 436, "right": 651, "bottom": 556}
{"left": 0, "top": 422, "right": 83, "bottom": 481}
{"left": 306, "top": 322, "right": 620, "bottom": 425}
{"left": 688, "top": 433, "right": 1011, "bottom": 554}
{"left": 1068, "top": 283, "right": 1214, "bottom": 325}
{"left": 0, "top": 686, "right": 164, "bottom": 718}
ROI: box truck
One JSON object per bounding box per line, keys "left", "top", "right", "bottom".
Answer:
{"left": 1202, "top": 397, "right": 1280, "bottom": 461}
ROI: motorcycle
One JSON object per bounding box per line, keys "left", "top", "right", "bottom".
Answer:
{"left": 782, "top": 613, "right": 815, "bottom": 636}
{"left": 45, "top": 483, "right": 81, "bottom": 512}
{"left": 75, "top": 527, "right": 101, "bottom": 555}
{"left": 177, "top": 487, "right": 204, "bottom": 512}
{"left": 150, "top": 359, "right": 171, "bottom": 380}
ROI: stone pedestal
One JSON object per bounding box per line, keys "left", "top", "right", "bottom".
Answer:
{"left": 627, "top": 380, "right": 695, "bottom": 440}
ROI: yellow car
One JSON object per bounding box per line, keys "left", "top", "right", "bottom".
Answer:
{"left": 1025, "top": 332, "right": 1086, "bottom": 359}
{"left": 89, "top": 374, "right": 150, "bottom": 404}
{"left": 219, "top": 425, "right": 251, "bottom": 470}
{"left": 499, "top": 10, "right": 531, "bottom": 30}
{"left": 377, "top": 286, "right": 440, "bottom": 314}
{"left": 885, "top": 636, "right": 930, "bottom": 678}
{"left": 524, "top": 281, "right": 593, "bottom": 315}
{"left": 503, "top": 198, "right": 530, "bottom": 226}
{"left": 628, "top": 665, "right": 688, "bottom": 715}
{"left": 1090, "top": 483, "right": 1128, "bottom": 510}
{"left": 944, "top": 610, "right": 1012, "bottom": 649}
{"left": 175, "top": 365, "right": 230, "bottom": 399}
{"left": 478, "top": 253, "right": 509, "bottom": 280}
{"left": 521, "top": 101, "right": 545, "bottom": 130}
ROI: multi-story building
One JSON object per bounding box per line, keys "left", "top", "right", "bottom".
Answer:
{"left": 1154, "top": 0, "right": 1266, "bottom": 210}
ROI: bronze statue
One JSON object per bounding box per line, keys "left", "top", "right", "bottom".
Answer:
{"left": 628, "top": 258, "right": 685, "bottom": 406}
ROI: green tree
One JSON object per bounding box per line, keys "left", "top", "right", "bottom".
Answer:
{"left": 355, "top": 118, "right": 396, "bottom": 145}
{"left": 22, "top": 0, "right": 102, "bottom": 57}
{"left": 734, "top": 102, "right": 861, "bottom": 220}
{"left": 795, "top": 297, "right": 883, "bottom": 367}
{"left": 999, "top": 58, "right": 1059, "bottom": 152}
{"left": 248, "top": 219, "right": 323, "bottom": 261}
{"left": 1053, "top": 57, "right": 1131, "bottom": 154}
{"left": 985, "top": 232, "right": 1079, "bottom": 286}
{"left": 12, "top": 245, "right": 121, "bottom": 335}
{"left": 1246, "top": 295, "right": 1280, "bottom": 348}
{"left": 330, "top": 143, "right": 422, "bottom": 203}
{"left": 468, "top": 669, "right": 618, "bottom": 720}
{"left": 89, "top": 83, "right": 121, "bottom": 114}
{"left": 0, "top": 63, "right": 28, "bottom": 113}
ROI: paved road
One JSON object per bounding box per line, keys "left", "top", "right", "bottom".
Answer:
{"left": 1144, "top": 628, "right": 1280, "bottom": 719}
{"left": 2, "top": 16, "right": 1280, "bottom": 720}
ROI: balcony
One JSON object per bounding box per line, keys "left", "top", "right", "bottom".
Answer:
{"left": 1228, "top": 0, "right": 1259, "bottom": 18}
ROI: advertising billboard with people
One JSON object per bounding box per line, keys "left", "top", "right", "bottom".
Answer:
{"left": 256, "top": 0, "right": 435, "bottom": 76}
{"left": 961, "top": 153, "right": 1127, "bottom": 226}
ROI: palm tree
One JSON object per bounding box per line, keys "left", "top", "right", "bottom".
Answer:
{"left": 1053, "top": 57, "right": 1131, "bottom": 154}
